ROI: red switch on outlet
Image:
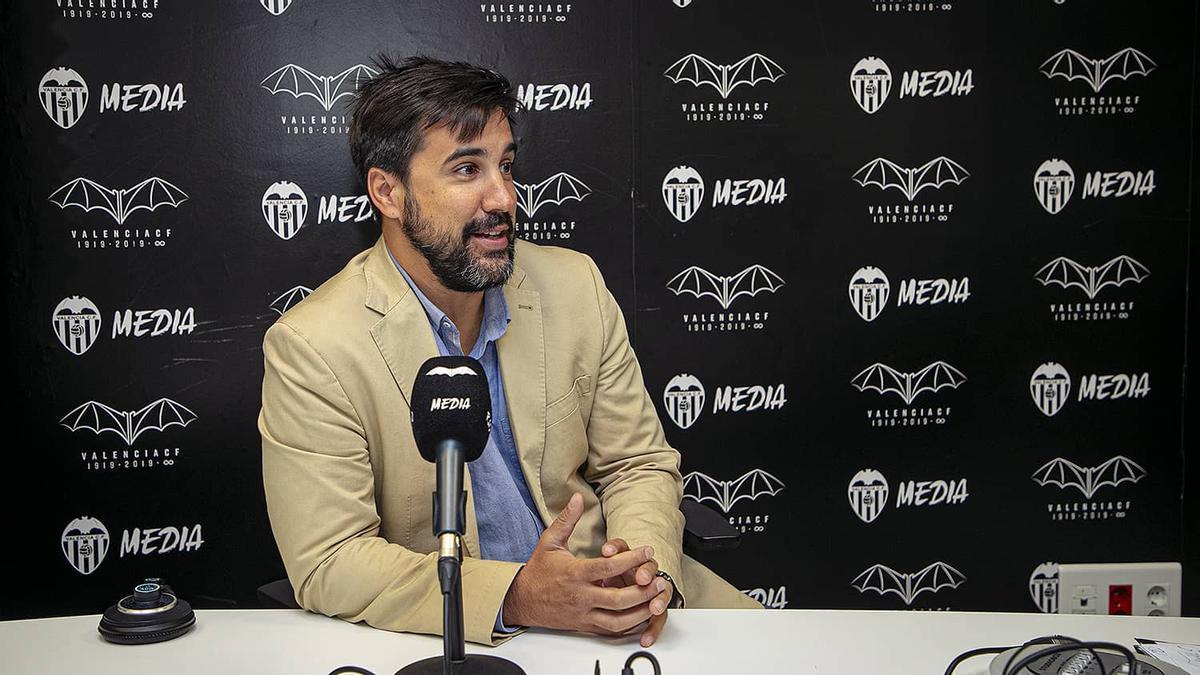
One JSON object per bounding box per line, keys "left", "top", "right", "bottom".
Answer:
{"left": 1108, "top": 584, "right": 1133, "bottom": 615}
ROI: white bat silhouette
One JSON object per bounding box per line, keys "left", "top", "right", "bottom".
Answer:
{"left": 427, "top": 366, "right": 477, "bottom": 377}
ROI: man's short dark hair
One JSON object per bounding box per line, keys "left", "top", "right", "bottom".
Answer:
{"left": 349, "top": 55, "right": 519, "bottom": 190}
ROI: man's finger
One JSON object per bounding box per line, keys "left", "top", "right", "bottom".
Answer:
{"left": 589, "top": 603, "right": 655, "bottom": 636}
{"left": 589, "top": 576, "right": 664, "bottom": 611}
{"left": 580, "top": 546, "right": 653, "bottom": 581}
{"left": 601, "top": 538, "right": 628, "bottom": 557}
{"left": 648, "top": 586, "right": 673, "bottom": 615}
{"left": 540, "top": 493, "right": 583, "bottom": 550}
{"left": 599, "top": 539, "right": 632, "bottom": 588}
{"left": 640, "top": 609, "right": 668, "bottom": 648}
{"left": 632, "top": 559, "right": 659, "bottom": 586}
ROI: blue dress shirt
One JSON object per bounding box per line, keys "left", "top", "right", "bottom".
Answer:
{"left": 388, "top": 250, "right": 544, "bottom": 631}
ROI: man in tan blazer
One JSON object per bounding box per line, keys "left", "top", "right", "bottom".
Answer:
{"left": 259, "top": 55, "right": 758, "bottom": 649}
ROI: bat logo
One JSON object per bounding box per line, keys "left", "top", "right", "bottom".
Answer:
{"left": 1039, "top": 48, "right": 1157, "bottom": 93}
{"left": 850, "top": 57, "right": 892, "bottom": 114}
{"left": 663, "top": 374, "right": 705, "bottom": 429}
{"left": 673, "top": 0, "right": 693, "bottom": 6}
{"left": 851, "top": 361, "right": 967, "bottom": 405}
{"left": 1029, "top": 562, "right": 1059, "bottom": 614}
{"left": 513, "top": 172, "right": 591, "bottom": 217}
{"left": 259, "top": 63, "right": 378, "bottom": 112}
{"left": 52, "top": 295, "right": 102, "bottom": 356}
{"left": 1030, "top": 362, "right": 1071, "bottom": 417}
{"left": 262, "top": 181, "right": 308, "bottom": 240}
{"left": 662, "top": 165, "right": 705, "bottom": 223}
{"left": 663, "top": 53, "right": 786, "bottom": 99}
{"left": 1034, "top": 255, "right": 1150, "bottom": 300}
{"left": 1032, "top": 455, "right": 1146, "bottom": 499}
{"left": 683, "top": 469, "right": 785, "bottom": 513}
{"left": 852, "top": 562, "right": 966, "bottom": 606}
{"left": 851, "top": 156, "right": 970, "bottom": 202}
{"left": 848, "top": 469, "right": 889, "bottom": 523}
{"left": 1034, "top": 159, "right": 1075, "bottom": 214}
{"left": 848, "top": 266, "right": 890, "bottom": 322}
{"left": 426, "top": 366, "right": 478, "bottom": 377}
{"left": 260, "top": 0, "right": 294, "bottom": 15}
{"left": 39, "top": 67, "right": 89, "bottom": 129}
{"left": 59, "top": 398, "right": 198, "bottom": 446}
{"left": 666, "top": 265, "right": 785, "bottom": 310}
{"left": 49, "top": 177, "right": 189, "bottom": 225}
{"left": 61, "top": 516, "right": 110, "bottom": 576}
{"left": 270, "top": 286, "right": 313, "bottom": 316}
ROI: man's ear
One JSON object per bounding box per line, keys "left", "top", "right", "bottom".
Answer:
{"left": 367, "top": 167, "right": 405, "bottom": 220}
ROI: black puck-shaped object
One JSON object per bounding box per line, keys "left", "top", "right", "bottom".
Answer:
{"left": 98, "top": 579, "right": 196, "bottom": 644}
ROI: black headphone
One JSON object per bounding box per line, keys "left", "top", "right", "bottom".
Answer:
{"left": 98, "top": 579, "right": 196, "bottom": 645}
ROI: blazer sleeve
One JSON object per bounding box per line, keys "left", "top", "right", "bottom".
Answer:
{"left": 576, "top": 255, "right": 688, "bottom": 605}
{"left": 258, "top": 320, "right": 523, "bottom": 645}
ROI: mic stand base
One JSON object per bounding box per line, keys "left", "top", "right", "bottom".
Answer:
{"left": 395, "top": 654, "right": 526, "bottom": 675}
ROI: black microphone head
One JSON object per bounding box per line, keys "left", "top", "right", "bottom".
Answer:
{"left": 411, "top": 356, "right": 492, "bottom": 463}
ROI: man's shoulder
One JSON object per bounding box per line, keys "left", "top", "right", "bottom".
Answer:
{"left": 513, "top": 239, "right": 602, "bottom": 299}
{"left": 270, "top": 246, "right": 374, "bottom": 343}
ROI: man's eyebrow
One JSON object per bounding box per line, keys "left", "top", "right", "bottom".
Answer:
{"left": 442, "top": 142, "right": 519, "bottom": 165}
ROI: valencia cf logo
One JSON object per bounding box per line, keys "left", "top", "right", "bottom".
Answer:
{"left": 61, "top": 516, "right": 109, "bottom": 575}
{"left": 262, "top": 181, "right": 308, "bottom": 240}
{"left": 661, "top": 166, "right": 705, "bottom": 223}
{"left": 663, "top": 373, "right": 705, "bottom": 430}
{"left": 1029, "top": 562, "right": 1059, "bottom": 614}
{"left": 848, "top": 266, "right": 890, "bottom": 322}
{"left": 260, "top": 0, "right": 293, "bottom": 15}
{"left": 1034, "top": 159, "right": 1075, "bottom": 215}
{"left": 52, "top": 296, "right": 102, "bottom": 356}
{"left": 39, "top": 67, "right": 89, "bottom": 129}
{"left": 850, "top": 57, "right": 891, "bottom": 114}
{"left": 848, "top": 469, "right": 889, "bottom": 524}
{"left": 1030, "top": 362, "right": 1071, "bottom": 417}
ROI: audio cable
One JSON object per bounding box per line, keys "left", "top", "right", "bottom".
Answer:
{"left": 944, "top": 634, "right": 1137, "bottom": 675}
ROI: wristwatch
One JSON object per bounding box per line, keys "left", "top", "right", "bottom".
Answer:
{"left": 654, "top": 570, "right": 684, "bottom": 608}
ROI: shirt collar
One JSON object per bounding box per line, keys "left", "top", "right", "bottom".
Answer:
{"left": 386, "top": 245, "right": 510, "bottom": 357}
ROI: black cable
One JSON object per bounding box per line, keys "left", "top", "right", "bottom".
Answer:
{"left": 1002, "top": 641, "right": 1136, "bottom": 675}
{"left": 622, "top": 650, "right": 662, "bottom": 675}
{"left": 1001, "top": 635, "right": 1090, "bottom": 675}
{"left": 942, "top": 646, "right": 1011, "bottom": 675}
{"left": 944, "top": 635, "right": 1073, "bottom": 675}
{"left": 944, "top": 634, "right": 1135, "bottom": 675}
{"left": 328, "top": 668, "right": 376, "bottom": 675}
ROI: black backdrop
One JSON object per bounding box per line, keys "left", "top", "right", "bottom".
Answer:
{"left": 2, "top": 0, "right": 1197, "bottom": 620}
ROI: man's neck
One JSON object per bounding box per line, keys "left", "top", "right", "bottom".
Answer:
{"left": 383, "top": 228, "right": 484, "bottom": 354}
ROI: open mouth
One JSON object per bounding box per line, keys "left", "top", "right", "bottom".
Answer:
{"left": 469, "top": 225, "right": 510, "bottom": 249}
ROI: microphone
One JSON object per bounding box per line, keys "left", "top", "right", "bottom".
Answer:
{"left": 411, "top": 356, "right": 491, "bottom": 542}
{"left": 404, "top": 357, "right": 524, "bottom": 674}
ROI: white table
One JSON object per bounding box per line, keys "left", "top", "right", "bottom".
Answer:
{"left": 3, "top": 608, "right": 1198, "bottom": 674}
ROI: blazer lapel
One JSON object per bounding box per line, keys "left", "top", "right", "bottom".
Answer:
{"left": 497, "top": 264, "right": 550, "bottom": 524}
{"left": 363, "top": 237, "right": 487, "bottom": 556}
{"left": 364, "top": 237, "right": 437, "bottom": 407}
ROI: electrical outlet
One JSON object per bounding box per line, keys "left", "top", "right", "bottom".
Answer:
{"left": 1057, "top": 562, "right": 1182, "bottom": 617}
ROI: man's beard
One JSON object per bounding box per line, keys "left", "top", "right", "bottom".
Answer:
{"left": 401, "top": 192, "right": 515, "bottom": 292}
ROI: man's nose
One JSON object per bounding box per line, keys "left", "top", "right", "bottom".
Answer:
{"left": 482, "top": 171, "right": 516, "bottom": 215}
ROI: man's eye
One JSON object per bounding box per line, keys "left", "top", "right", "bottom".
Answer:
{"left": 456, "top": 164, "right": 479, "bottom": 176}
{"left": 501, "top": 161, "right": 514, "bottom": 175}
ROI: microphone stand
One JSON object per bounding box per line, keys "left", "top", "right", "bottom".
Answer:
{"left": 439, "top": 534, "right": 465, "bottom": 666}
{"left": 398, "top": 441, "right": 525, "bottom": 675}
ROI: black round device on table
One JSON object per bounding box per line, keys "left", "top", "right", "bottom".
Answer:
{"left": 97, "top": 579, "right": 196, "bottom": 644}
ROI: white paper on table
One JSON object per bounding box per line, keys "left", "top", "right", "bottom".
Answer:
{"left": 1135, "top": 638, "right": 1200, "bottom": 675}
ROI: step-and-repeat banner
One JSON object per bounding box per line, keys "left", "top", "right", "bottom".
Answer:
{"left": 2, "top": 1, "right": 1195, "bottom": 618}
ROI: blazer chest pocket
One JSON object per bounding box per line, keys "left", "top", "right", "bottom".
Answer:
{"left": 546, "top": 374, "right": 591, "bottom": 429}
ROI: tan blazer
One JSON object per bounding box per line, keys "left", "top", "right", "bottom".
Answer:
{"left": 259, "top": 236, "right": 758, "bottom": 646}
